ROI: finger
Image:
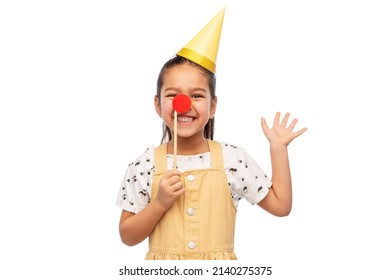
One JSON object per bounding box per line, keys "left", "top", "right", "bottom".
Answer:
{"left": 292, "top": 127, "right": 308, "bottom": 138}
{"left": 164, "top": 169, "right": 182, "bottom": 182}
{"left": 261, "top": 117, "right": 269, "bottom": 132}
{"left": 288, "top": 118, "right": 298, "bottom": 131}
{"left": 174, "top": 186, "right": 185, "bottom": 197}
{"left": 273, "top": 112, "right": 281, "bottom": 127}
{"left": 281, "top": 112, "right": 290, "bottom": 127}
{"left": 170, "top": 183, "right": 184, "bottom": 199}
{"left": 166, "top": 174, "right": 182, "bottom": 187}
{"left": 166, "top": 169, "right": 182, "bottom": 177}
{"left": 171, "top": 181, "right": 184, "bottom": 192}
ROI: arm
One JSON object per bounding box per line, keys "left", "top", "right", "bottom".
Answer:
{"left": 119, "top": 169, "right": 184, "bottom": 246}
{"left": 258, "top": 112, "right": 307, "bottom": 217}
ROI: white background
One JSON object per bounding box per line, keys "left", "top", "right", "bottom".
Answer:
{"left": 1, "top": 0, "right": 389, "bottom": 279}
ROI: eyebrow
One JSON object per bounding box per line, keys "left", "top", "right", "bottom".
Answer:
{"left": 164, "top": 87, "right": 180, "bottom": 93}
{"left": 190, "top": 87, "right": 207, "bottom": 93}
{"left": 164, "top": 87, "right": 207, "bottom": 93}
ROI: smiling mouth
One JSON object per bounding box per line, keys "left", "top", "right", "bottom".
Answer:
{"left": 177, "top": 116, "right": 195, "bottom": 124}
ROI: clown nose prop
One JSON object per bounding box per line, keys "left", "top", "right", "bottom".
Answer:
{"left": 172, "top": 94, "right": 192, "bottom": 113}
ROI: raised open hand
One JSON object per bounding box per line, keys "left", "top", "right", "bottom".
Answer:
{"left": 261, "top": 112, "right": 307, "bottom": 147}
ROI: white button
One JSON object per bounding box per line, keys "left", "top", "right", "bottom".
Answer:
{"left": 187, "top": 208, "right": 195, "bottom": 216}
{"left": 188, "top": 241, "right": 196, "bottom": 249}
{"left": 187, "top": 174, "right": 195, "bottom": 182}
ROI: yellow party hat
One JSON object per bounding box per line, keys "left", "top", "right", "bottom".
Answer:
{"left": 177, "top": 8, "right": 225, "bottom": 74}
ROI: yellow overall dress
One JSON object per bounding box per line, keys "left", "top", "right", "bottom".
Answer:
{"left": 145, "top": 140, "right": 237, "bottom": 260}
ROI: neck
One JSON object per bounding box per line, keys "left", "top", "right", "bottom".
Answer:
{"left": 168, "top": 137, "right": 209, "bottom": 155}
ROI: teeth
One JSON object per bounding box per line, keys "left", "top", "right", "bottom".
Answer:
{"left": 177, "top": 116, "right": 194, "bottom": 123}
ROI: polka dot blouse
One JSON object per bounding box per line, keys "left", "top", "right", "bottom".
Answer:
{"left": 116, "top": 142, "right": 272, "bottom": 214}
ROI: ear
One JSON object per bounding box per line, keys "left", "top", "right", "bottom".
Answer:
{"left": 210, "top": 96, "right": 217, "bottom": 119}
{"left": 154, "top": 95, "right": 162, "bottom": 118}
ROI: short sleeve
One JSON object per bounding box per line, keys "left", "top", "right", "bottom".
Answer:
{"left": 240, "top": 152, "right": 272, "bottom": 205}
{"left": 222, "top": 143, "right": 272, "bottom": 206}
{"left": 115, "top": 147, "right": 155, "bottom": 214}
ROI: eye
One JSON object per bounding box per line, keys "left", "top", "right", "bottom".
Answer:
{"left": 192, "top": 93, "right": 205, "bottom": 99}
{"left": 165, "top": 93, "right": 177, "bottom": 98}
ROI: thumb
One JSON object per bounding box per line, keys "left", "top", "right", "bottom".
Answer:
{"left": 261, "top": 117, "right": 269, "bottom": 132}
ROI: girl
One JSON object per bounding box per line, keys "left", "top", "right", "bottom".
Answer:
{"left": 116, "top": 55, "right": 307, "bottom": 260}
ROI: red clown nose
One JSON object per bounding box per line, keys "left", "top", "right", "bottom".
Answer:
{"left": 172, "top": 94, "right": 192, "bottom": 113}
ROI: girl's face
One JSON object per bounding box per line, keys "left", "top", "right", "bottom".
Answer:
{"left": 155, "top": 63, "right": 217, "bottom": 141}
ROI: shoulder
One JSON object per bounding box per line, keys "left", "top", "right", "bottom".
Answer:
{"left": 126, "top": 146, "right": 155, "bottom": 173}
{"left": 209, "top": 141, "right": 248, "bottom": 171}
{"left": 218, "top": 141, "right": 266, "bottom": 176}
{"left": 219, "top": 141, "right": 247, "bottom": 160}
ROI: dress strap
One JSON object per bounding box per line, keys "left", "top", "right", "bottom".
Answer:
{"left": 154, "top": 143, "right": 168, "bottom": 174}
{"left": 207, "top": 140, "right": 224, "bottom": 170}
